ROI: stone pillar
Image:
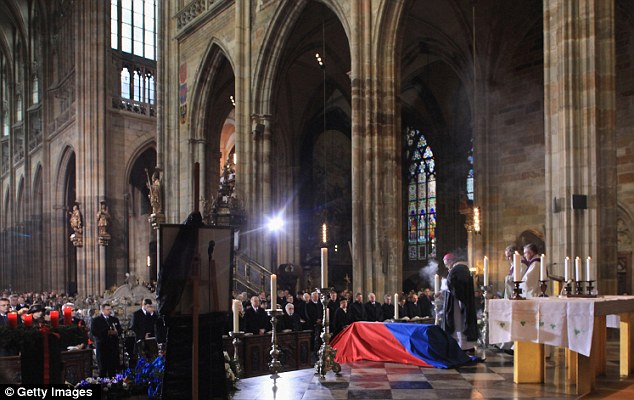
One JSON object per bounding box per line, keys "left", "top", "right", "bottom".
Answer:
{"left": 235, "top": 0, "right": 255, "bottom": 258}
{"left": 544, "top": 0, "right": 617, "bottom": 293}
{"left": 349, "top": 0, "right": 403, "bottom": 297}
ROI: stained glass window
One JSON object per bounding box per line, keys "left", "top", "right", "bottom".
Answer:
{"left": 405, "top": 127, "right": 436, "bottom": 260}
{"left": 467, "top": 143, "right": 474, "bottom": 201}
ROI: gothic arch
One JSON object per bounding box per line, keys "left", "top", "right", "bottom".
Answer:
{"left": 188, "top": 40, "right": 235, "bottom": 140}
{"left": 252, "top": 0, "right": 350, "bottom": 115}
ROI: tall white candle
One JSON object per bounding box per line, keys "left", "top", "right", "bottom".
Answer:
{"left": 326, "top": 307, "right": 330, "bottom": 325}
{"left": 394, "top": 293, "right": 399, "bottom": 320}
{"left": 564, "top": 256, "right": 570, "bottom": 281}
{"left": 540, "top": 254, "right": 547, "bottom": 281}
{"left": 483, "top": 257, "right": 489, "bottom": 286}
{"left": 434, "top": 274, "right": 440, "bottom": 293}
{"left": 575, "top": 257, "right": 582, "bottom": 281}
{"left": 271, "top": 274, "right": 277, "bottom": 307}
{"left": 586, "top": 257, "right": 592, "bottom": 281}
{"left": 513, "top": 252, "right": 522, "bottom": 282}
{"left": 321, "top": 247, "right": 328, "bottom": 288}
{"left": 232, "top": 299, "right": 240, "bottom": 333}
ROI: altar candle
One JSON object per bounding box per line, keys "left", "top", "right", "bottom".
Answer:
{"left": 394, "top": 293, "right": 399, "bottom": 320}
{"left": 513, "top": 252, "right": 522, "bottom": 282}
{"left": 540, "top": 254, "right": 547, "bottom": 281}
{"left": 7, "top": 312, "right": 17, "bottom": 328}
{"left": 63, "top": 306, "right": 72, "bottom": 325}
{"left": 270, "top": 274, "right": 277, "bottom": 307}
{"left": 564, "top": 256, "right": 571, "bottom": 281}
{"left": 575, "top": 257, "right": 582, "bottom": 281}
{"left": 483, "top": 257, "right": 489, "bottom": 286}
{"left": 232, "top": 300, "right": 240, "bottom": 333}
{"left": 326, "top": 308, "right": 330, "bottom": 324}
{"left": 50, "top": 310, "right": 59, "bottom": 328}
{"left": 586, "top": 257, "right": 592, "bottom": 281}
{"left": 23, "top": 314, "right": 33, "bottom": 327}
{"left": 321, "top": 247, "right": 328, "bottom": 288}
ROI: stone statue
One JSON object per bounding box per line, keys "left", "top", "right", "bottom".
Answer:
{"left": 69, "top": 202, "right": 84, "bottom": 247}
{"left": 97, "top": 201, "right": 111, "bottom": 237}
{"left": 146, "top": 168, "right": 162, "bottom": 215}
{"left": 69, "top": 202, "right": 83, "bottom": 234}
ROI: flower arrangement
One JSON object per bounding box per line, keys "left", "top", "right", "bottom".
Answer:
{"left": 224, "top": 351, "right": 238, "bottom": 391}
{"left": 76, "top": 356, "right": 164, "bottom": 400}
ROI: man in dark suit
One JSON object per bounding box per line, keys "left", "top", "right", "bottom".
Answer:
{"left": 0, "top": 298, "right": 9, "bottom": 326}
{"left": 364, "top": 293, "right": 383, "bottom": 322}
{"left": 91, "top": 303, "right": 122, "bottom": 377}
{"left": 381, "top": 294, "right": 394, "bottom": 320}
{"left": 332, "top": 299, "right": 351, "bottom": 337}
{"left": 130, "top": 299, "right": 158, "bottom": 357}
{"left": 349, "top": 293, "right": 366, "bottom": 322}
{"left": 280, "top": 303, "right": 302, "bottom": 332}
{"left": 244, "top": 296, "right": 269, "bottom": 334}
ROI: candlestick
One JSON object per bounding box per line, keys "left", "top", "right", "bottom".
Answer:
{"left": 483, "top": 257, "right": 489, "bottom": 287}
{"left": 586, "top": 257, "right": 592, "bottom": 281}
{"left": 232, "top": 300, "right": 240, "bottom": 333}
{"left": 266, "top": 307, "right": 284, "bottom": 378}
{"left": 321, "top": 248, "right": 328, "bottom": 288}
{"left": 540, "top": 254, "right": 546, "bottom": 281}
{"left": 512, "top": 281, "right": 525, "bottom": 300}
{"left": 513, "top": 252, "right": 522, "bottom": 282}
{"left": 24, "top": 314, "right": 33, "bottom": 327}
{"left": 539, "top": 280, "right": 548, "bottom": 297}
{"left": 50, "top": 310, "right": 59, "bottom": 328}
{"left": 270, "top": 274, "right": 277, "bottom": 307}
{"left": 63, "top": 306, "right": 72, "bottom": 325}
{"left": 564, "top": 256, "right": 571, "bottom": 281}
{"left": 394, "top": 293, "right": 399, "bottom": 320}
{"left": 7, "top": 312, "right": 17, "bottom": 328}
{"left": 314, "top": 288, "right": 341, "bottom": 378}
{"left": 228, "top": 331, "right": 244, "bottom": 378}
{"left": 575, "top": 257, "right": 582, "bottom": 282}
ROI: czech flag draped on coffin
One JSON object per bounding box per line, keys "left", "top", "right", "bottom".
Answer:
{"left": 330, "top": 322, "right": 474, "bottom": 368}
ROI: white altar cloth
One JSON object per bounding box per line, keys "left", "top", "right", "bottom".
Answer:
{"left": 489, "top": 296, "right": 634, "bottom": 357}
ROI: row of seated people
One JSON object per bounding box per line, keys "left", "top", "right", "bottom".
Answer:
{"left": 227, "top": 290, "right": 434, "bottom": 339}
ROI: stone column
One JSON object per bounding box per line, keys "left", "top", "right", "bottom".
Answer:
{"left": 75, "top": 0, "right": 108, "bottom": 295}
{"left": 349, "top": 0, "right": 403, "bottom": 297}
{"left": 544, "top": 0, "right": 617, "bottom": 293}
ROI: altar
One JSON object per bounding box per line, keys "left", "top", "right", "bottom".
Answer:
{"left": 488, "top": 295, "right": 634, "bottom": 395}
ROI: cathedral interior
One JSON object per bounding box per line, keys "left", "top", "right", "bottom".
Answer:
{"left": 0, "top": 0, "right": 633, "bottom": 302}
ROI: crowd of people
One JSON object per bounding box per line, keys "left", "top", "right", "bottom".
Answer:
{"left": 227, "top": 286, "right": 438, "bottom": 344}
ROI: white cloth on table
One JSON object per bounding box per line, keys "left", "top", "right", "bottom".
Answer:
{"left": 488, "top": 298, "right": 595, "bottom": 357}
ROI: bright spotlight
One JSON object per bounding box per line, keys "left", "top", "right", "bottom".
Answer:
{"left": 266, "top": 214, "right": 285, "bottom": 232}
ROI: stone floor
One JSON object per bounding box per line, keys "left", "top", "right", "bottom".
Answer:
{"left": 229, "top": 342, "right": 634, "bottom": 399}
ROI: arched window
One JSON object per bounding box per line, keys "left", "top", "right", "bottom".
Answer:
{"left": 111, "top": 0, "right": 156, "bottom": 60}
{"left": 467, "top": 143, "right": 474, "bottom": 201}
{"left": 121, "top": 67, "right": 130, "bottom": 99}
{"left": 405, "top": 127, "right": 436, "bottom": 260}
{"left": 32, "top": 75, "right": 39, "bottom": 105}
{"left": 1, "top": 56, "right": 9, "bottom": 137}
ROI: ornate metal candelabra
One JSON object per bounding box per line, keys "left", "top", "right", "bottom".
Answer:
{"left": 512, "top": 281, "right": 525, "bottom": 300}
{"left": 479, "top": 285, "right": 490, "bottom": 349}
{"left": 314, "top": 287, "right": 341, "bottom": 378}
{"left": 266, "top": 307, "right": 284, "bottom": 378}
{"left": 228, "top": 331, "right": 245, "bottom": 378}
{"left": 564, "top": 281, "right": 573, "bottom": 296}
{"left": 539, "top": 280, "right": 549, "bottom": 297}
